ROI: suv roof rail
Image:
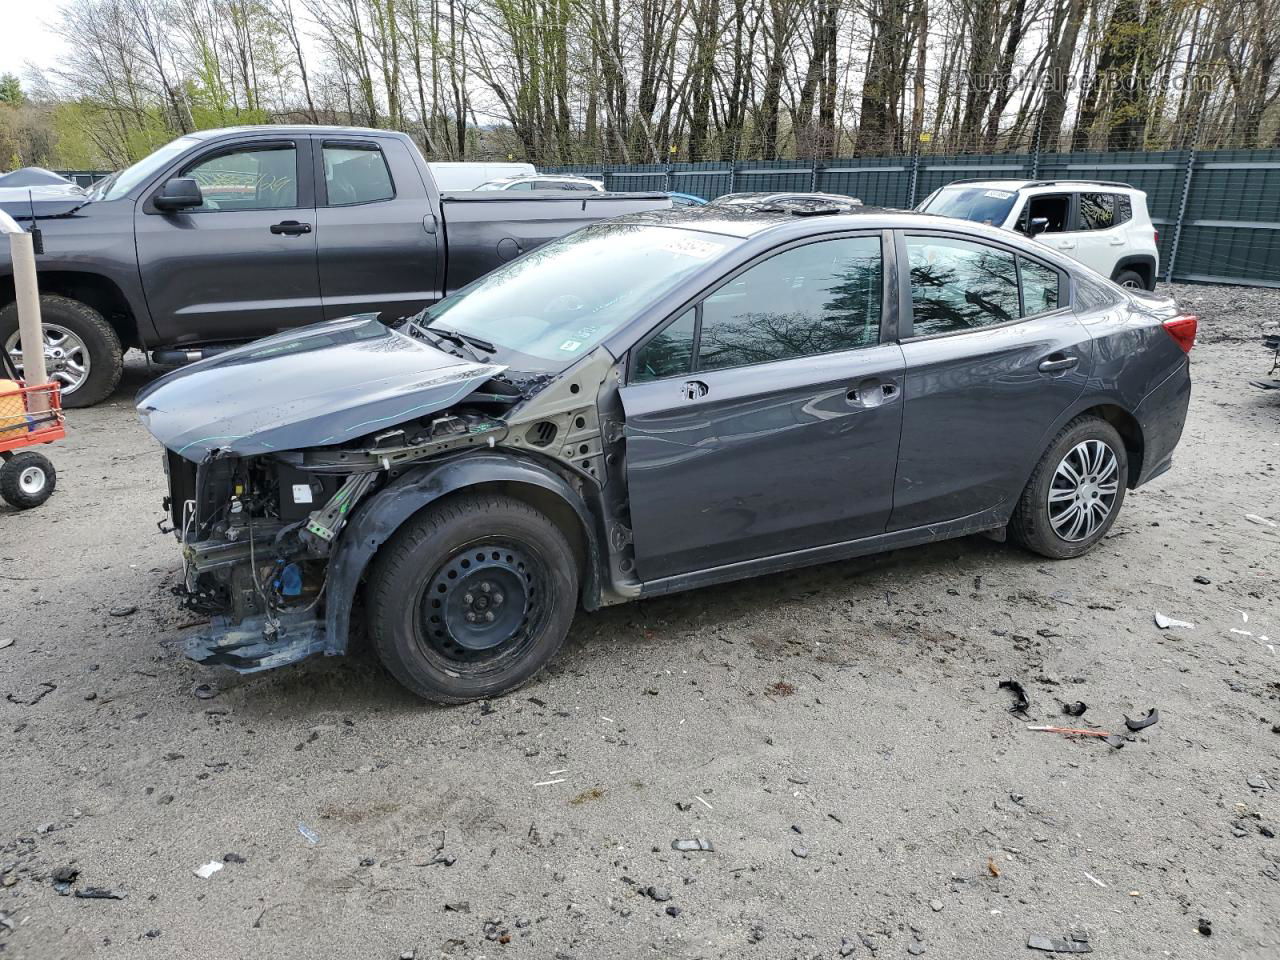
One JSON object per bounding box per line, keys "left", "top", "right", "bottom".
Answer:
{"left": 939, "top": 177, "right": 1135, "bottom": 190}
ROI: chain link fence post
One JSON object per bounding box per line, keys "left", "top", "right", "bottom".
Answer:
{"left": 907, "top": 141, "right": 921, "bottom": 208}
{"left": 1165, "top": 105, "right": 1205, "bottom": 285}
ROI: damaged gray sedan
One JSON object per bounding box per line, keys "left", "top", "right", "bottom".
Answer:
{"left": 138, "top": 205, "right": 1195, "bottom": 702}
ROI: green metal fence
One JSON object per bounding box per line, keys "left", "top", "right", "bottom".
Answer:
{"left": 542, "top": 148, "right": 1280, "bottom": 288}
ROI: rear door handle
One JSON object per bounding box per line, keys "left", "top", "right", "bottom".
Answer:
{"left": 1109, "top": 235, "right": 1125, "bottom": 245}
{"left": 1038, "top": 355, "right": 1079, "bottom": 373}
{"left": 270, "top": 220, "right": 312, "bottom": 236}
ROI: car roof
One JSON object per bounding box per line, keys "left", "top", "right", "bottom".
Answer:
{"left": 938, "top": 178, "right": 1141, "bottom": 192}
{"left": 608, "top": 204, "right": 1029, "bottom": 241}
{"left": 186, "top": 125, "right": 397, "bottom": 140}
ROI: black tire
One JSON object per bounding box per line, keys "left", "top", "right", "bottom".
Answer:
{"left": 0, "top": 451, "right": 56, "bottom": 509}
{"left": 0, "top": 295, "right": 124, "bottom": 408}
{"left": 366, "top": 493, "right": 580, "bottom": 704}
{"left": 1113, "top": 269, "right": 1146, "bottom": 291}
{"left": 1009, "top": 416, "right": 1127, "bottom": 560}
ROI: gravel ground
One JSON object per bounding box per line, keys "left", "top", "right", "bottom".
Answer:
{"left": 1, "top": 283, "right": 1278, "bottom": 960}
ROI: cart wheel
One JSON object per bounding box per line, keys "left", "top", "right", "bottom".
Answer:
{"left": 0, "top": 451, "right": 56, "bottom": 509}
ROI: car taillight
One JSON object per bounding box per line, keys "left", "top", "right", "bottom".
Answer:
{"left": 1163, "top": 314, "right": 1198, "bottom": 353}
{"left": 1153, "top": 229, "right": 1159, "bottom": 245}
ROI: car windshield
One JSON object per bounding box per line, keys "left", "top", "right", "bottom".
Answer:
{"left": 90, "top": 136, "right": 202, "bottom": 201}
{"left": 920, "top": 186, "right": 1019, "bottom": 226}
{"left": 410, "top": 222, "right": 736, "bottom": 369}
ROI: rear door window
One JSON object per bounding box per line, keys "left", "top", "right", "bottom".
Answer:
{"left": 905, "top": 235, "right": 1020, "bottom": 335}
{"left": 323, "top": 143, "right": 394, "bottom": 205}
{"left": 1019, "top": 257, "right": 1062, "bottom": 315}
{"left": 1078, "top": 193, "right": 1115, "bottom": 230}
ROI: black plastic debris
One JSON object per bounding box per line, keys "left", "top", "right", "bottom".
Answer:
{"left": 1193, "top": 575, "right": 1211, "bottom": 585}
{"left": 1197, "top": 918, "right": 1212, "bottom": 937}
{"left": 999, "top": 679, "right": 1030, "bottom": 716}
{"left": 1027, "top": 932, "right": 1092, "bottom": 953}
{"left": 1124, "top": 708, "right": 1159, "bottom": 732}
{"left": 1062, "top": 701, "right": 1088, "bottom": 717}
{"left": 75, "top": 887, "right": 126, "bottom": 900}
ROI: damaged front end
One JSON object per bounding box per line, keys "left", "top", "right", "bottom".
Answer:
{"left": 138, "top": 313, "right": 615, "bottom": 673}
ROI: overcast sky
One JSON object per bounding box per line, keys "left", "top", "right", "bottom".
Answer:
{"left": 1, "top": 8, "right": 66, "bottom": 82}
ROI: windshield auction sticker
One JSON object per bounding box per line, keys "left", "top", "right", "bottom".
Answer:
{"left": 659, "top": 236, "right": 724, "bottom": 260}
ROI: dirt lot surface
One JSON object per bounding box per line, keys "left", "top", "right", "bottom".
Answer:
{"left": 2, "top": 283, "right": 1278, "bottom": 960}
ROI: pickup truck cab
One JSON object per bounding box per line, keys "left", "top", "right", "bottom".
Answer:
{"left": 0, "top": 126, "right": 668, "bottom": 406}
{"left": 918, "top": 179, "right": 1159, "bottom": 291}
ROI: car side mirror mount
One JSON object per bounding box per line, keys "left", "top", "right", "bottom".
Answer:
{"left": 1027, "top": 216, "right": 1050, "bottom": 237}
{"left": 154, "top": 177, "right": 204, "bottom": 212}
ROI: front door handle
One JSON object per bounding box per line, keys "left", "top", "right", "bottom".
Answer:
{"left": 1055, "top": 239, "right": 1076, "bottom": 250}
{"left": 681, "top": 380, "right": 709, "bottom": 401}
{"left": 1038, "top": 355, "right": 1079, "bottom": 373}
{"left": 847, "top": 379, "right": 900, "bottom": 406}
{"left": 270, "top": 220, "right": 312, "bottom": 236}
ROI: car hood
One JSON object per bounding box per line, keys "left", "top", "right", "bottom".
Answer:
{"left": 137, "top": 315, "right": 506, "bottom": 461}
{"left": 0, "top": 184, "right": 92, "bottom": 220}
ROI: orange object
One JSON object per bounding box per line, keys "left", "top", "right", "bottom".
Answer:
{"left": 0, "top": 379, "right": 64, "bottom": 453}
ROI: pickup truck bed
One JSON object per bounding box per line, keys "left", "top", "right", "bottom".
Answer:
{"left": 0, "top": 125, "right": 671, "bottom": 406}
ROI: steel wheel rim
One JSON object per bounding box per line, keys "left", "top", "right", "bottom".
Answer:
{"left": 18, "top": 465, "right": 47, "bottom": 495}
{"left": 1047, "top": 439, "right": 1119, "bottom": 542}
{"left": 417, "top": 538, "right": 549, "bottom": 668}
{"left": 5, "top": 324, "right": 93, "bottom": 394}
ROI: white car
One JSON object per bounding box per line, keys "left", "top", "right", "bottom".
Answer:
{"left": 475, "top": 174, "right": 604, "bottom": 193}
{"left": 918, "top": 180, "right": 1160, "bottom": 290}
{"left": 426, "top": 161, "right": 537, "bottom": 191}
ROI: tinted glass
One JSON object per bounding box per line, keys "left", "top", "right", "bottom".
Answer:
{"left": 696, "top": 236, "right": 882, "bottom": 371}
{"left": 506, "top": 181, "right": 534, "bottom": 191}
{"left": 324, "top": 145, "right": 393, "bottom": 205}
{"left": 1020, "top": 258, "right": 1060, "bottom": 314}
{"left": 1115, "top": 194, "right": 1132, "bottom": 224}
{"left": 1079, "top": 193, "right": 1115, "bottom": 230}
{"left": 416, "top": 224, "right": 735, "bottom": 367}
{"left": 906, "top": 235, "right": 1019, "bottom": 335}
{"left": 921, "top": 187, "right": 1018, "bottom": 226}
{"left": 183, "top": 145, "right": 297, "bottom": 210}
{"left": 633, "top": 309, "right": 696, "bottom": 381}
{"left": 1021, "top": 194, "right": 1070, "bottom": 233}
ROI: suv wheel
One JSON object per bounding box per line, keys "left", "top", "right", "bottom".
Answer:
{"left": 1114, "top": 269, "right": 1146, "bottom": 290}
{"left": 1, "top": 295, "right": 124, "bottom": 408}
{"left": 367, "top": 493, "right": 579, "bottom": 703}
{"left": 1009, "top": 417, "right": 1127, "bottom": 559}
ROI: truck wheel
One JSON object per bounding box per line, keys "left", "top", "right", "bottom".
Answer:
{"left": 1113, "top": 269, "right": 1146, "bottom": 290}
{"left": 1009, "top": 416, "right": 1127, "bottom": 560}
{"left": 366, "top": 493, "right": 580, "bottom": 704}
{"left": 1, "top": 295, "right": 124, "bottom": 408}
{"left": 0, "top": 451, "right": 56, "bottom": 509}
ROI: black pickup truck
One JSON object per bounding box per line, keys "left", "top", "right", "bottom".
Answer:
{"left": 0, "top": 126, "right": 668, "bottom": 406}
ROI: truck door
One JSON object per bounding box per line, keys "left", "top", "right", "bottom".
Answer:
{"left": 313, "top": 137, "right": 443, "bottom": 323}
{"left": 135, "top": 138, "right": 323, "bottom": 344}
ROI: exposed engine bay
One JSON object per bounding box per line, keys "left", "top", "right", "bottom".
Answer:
{"left": 139, "top": 315, "right": 631, "bottom": 673}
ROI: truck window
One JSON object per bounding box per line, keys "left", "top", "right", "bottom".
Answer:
{"left": 324, "top": 144, "right": 395, "bottom": 205}
{"left": 182, "top": 144, "right": 298, "bottom": 211}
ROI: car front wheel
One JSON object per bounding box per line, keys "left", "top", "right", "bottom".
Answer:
{"left": 1, "top": 295, "right": 124, "bottom": 407}
{"left": 366, "top": 493, "right": 580, "bottom": 703}
{"left": 1009, "top": 417, "right": 1128, "bottom": 559}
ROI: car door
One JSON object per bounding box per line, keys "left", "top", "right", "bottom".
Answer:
{"left": 1014, "top": 191, "right": 1081, "bottom": 259}
{"left": 313, "top": 137, "right": 443, "bottom": 323}
{"left": 1070, "top": 192, "right": 1126, "bottom": 275}
{"left": 618, "top": 232, "right": 906, "bottom": 582}
{"left": 888, "top": 231, "right": 1091, "bottom": 531}
{"left": 136, "top": 138, "right": 323, "bottom": 344}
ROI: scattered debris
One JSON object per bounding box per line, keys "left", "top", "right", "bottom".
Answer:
{"left": 767, "top": 680, "right": 796, "bottom": 697}
{"left": 1197, "top": 918, "right": 1212, "bottom": 937}
{"left": 1027, "top": 725, "right": 1125, "bottom": 748}
{"left": 1244, "top": 514, "right": 1277, "bottom": 528}
{"left": 1062, "top": 701, "right": 1088, "bottom": 717}
{"left": 999, "top": 679, "right": 1030, "bottom": 715}
{"left": 533, "top": 778, "right": 567, "bottom": 787}
{"left": 1123, "top": 708, "right": 1159, "bottom": 732}
{"left": 223, "top": 852, "right": 246, "bottom": 864}
{"left": 191, "top": 683, "right": 219, "bottom": 700}
{"left": 109, "top": 605, "right": 137, "bottom": 617}
{"left": 569, "top": 787, "right": 603, "bottom": 805}
{"left": 1083, "top": 871, "right": 1107, "bottom": 888}
{"left": 791, "top": 845, "right": 809, "bottom": 859}
{"left": 987, "top": 858, "right": 1001, "bottom": 877}
{"left": 671, "top": 838, "right": 714, "bottom": 852}
{"left": 194, "top": 861, "right": 223, "bottom": 879}
{"left": 1193, "top": 575, "right": 1211, "bottom": 585}
{"left": 695, "top": 796, "right": 714, "bottom": 811}
{"left": 645, "top": 885, "right": 672, "bottom": 902}
{"left": 1153, "top": 612, "right": 1194, "bottom": 630}
{"left": 75, "top": 887, "right": 126, "bottom": 900}
{"left": 665, "top": 905, "right": 682, "bottom": 917}
{"left": 443, "top": 901, "right": 470, "bottom": 913}
{"left": 1247, "top": 775, "right": 1272, "bottom": 792}
{"left": 1027, "top": 932, "right": 1092, "bottom": 953}
{"left": 0, "top": 638, "right": 12, "bottom": 650}
{"left": 297, "top": 822, "right": 320, "bottom": 844}
{"left": 929, "top": 899, "right": 944, "bottom": 912}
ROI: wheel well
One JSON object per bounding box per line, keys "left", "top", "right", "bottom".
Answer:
{"left": 1083, "top": 404, "right": 1144, "bottom": 486}
{"left": 436, "top": 480, "right": 590, "bottom": 579}
{"left": 0, "top": 272, "right": 139, "bottom": 349}
{"left": 1112, "top": 259, "right": 1154, "bottom": 289}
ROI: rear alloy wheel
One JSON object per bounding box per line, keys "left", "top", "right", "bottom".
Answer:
{"left": 0, "top": 451, "right": 56, "bottom": 509}
{"left": 367, "top": 493, "right": 579, "bottom": 703}
{"left": 1009, "top": 417, "right": 1127, "bottom": 559}
{"left": 1114, "top": 269, "right": 1146, "bottom": 290}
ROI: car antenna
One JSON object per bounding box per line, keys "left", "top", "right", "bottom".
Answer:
{"left": 27, "top": 189, "right": 44, "bottom": 255}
